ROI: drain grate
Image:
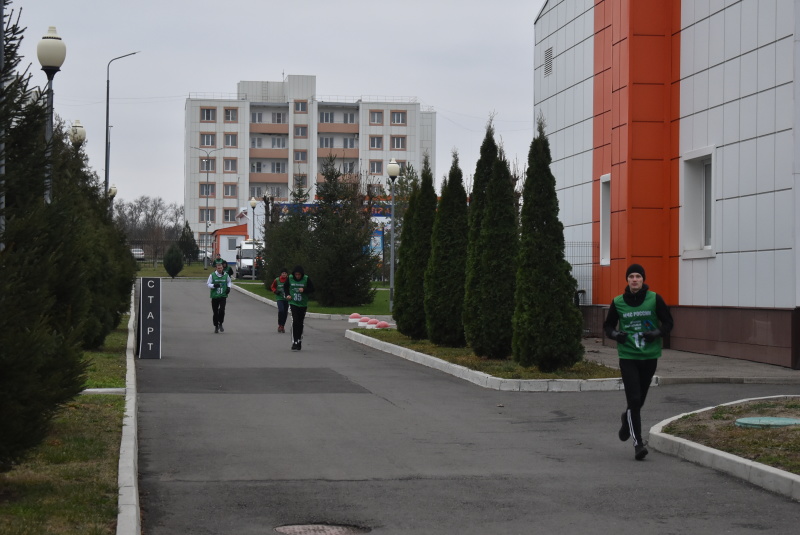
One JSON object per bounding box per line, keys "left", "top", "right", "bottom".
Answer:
{"left": 275, "top": 525, "right": 370, "bottom": 535}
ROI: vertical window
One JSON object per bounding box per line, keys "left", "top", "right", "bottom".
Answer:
{"left": 224, "top": 108, "right": 238, "bottom": 122}
{"left": 227, "top": 237, "right": 237, "bottom": 250}
{"left": 200, "top": 133, "right": 216, "bottom": 147}
{"left": 250, "top": 185, "right": 264, "bottom": 198}
{"left": 390, "top": 136, "right": 406, "bottom": 150}
{"left": 343, "top": 112, "right": 355, "bottom": 124}
{"left": 272, "top": 112, "right": 286, "bottom": 124}
{"left": 199, "top": 183, "right": 215, "bottom": 197}
{"left": 271, "top": 162, "right": 286, "bottom": 173}
{"left": 370, "top": 110, "right": 383, "bottom": 124}
{"left": 682, "top": 147, "right": 715, "bottom": 255}
{"left": 223, "top": 158, "right": 237, "bottom": 172}
{"left": 224, "top": 208, "right": 237, "bottom": 222}
{"left": 319, "top": 137, "right": 334, "bottom": 148}
{"left": 343, "top": 138, "right": 355, "bottom": 149}
{"left": 272, "top": 137, "right": 286, "bottom": 148}
{"left": 294, "top": 151, "right": 307, "bottom": 162}
{"left": 703, "top": 160, "right": 712, "bottom": 248}
{"left": 319, "top": 111, "right": 334, "bottom": 123}
{"left": 294, "top": 174, "right": 307, "bottom": 188}
{"left": 294, "top": 126, "right": 308, "bottom": 138}
{"left": 252, "top": 161, "right": 263, "bottom": 173}
{"left": 295, "top": 101, "right": 308, "bottom": 113}
{"left": 391, "top": 111, "right": 407, "bottom": 125}
{"left": 224, "top": 133, "right": 237, "bottom": 147}
{"left": 251, "top": 112, "right": 263, "bottom": 123}
{"left": 251, "top": 137, "right": 263, "bottom": 148}
{"left": 223, "top": 184, "right": 237, "bottom": 197}
{"left": 599, "top": 173, "right": 610, "bottom": 265}
{"left": 342, "top": 161, "right": 355, "bottom": 174}
{"left": 200, "top": 108, "right": 216, "bottom": 121}
{"left": 370, "top": 136, "right": 383, "bottom": 150}
{"left": 200, "top": 208, "right": 216, "bottom": 222}
{"left": 200, "top": 158, "right": 216, "bottom": 172}
{"left": 369, "top": 160, "right": 383, "bottom": 174}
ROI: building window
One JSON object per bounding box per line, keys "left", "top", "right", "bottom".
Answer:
{"left": 224, "top": 133, "right": 237, "bottom": 147}
{"left": 294, "top": 151, "right": 307, "bottom": 162}
{"left": 200, "top": 133, "right": 216, "bottom": 147}
{"left": 272, "top": 112, "right": 286, "bottom": 124}
{"left": 224, "top": 108, "right": 238, "bottom": 122}
{"left": 200, "top": 158, "right": 216, "bottom": 172}
{"left": 294, "top": 174, "right": 307, "bottom": 188}
{"left": 227, "top": 237, "right": 237, "bottom": 250}
{"left": 390, "top": 136, "right": 406, "bottom": 150}
{"left": 370, "top": 136, "right": 383, "bottom": 150}
{"left": 343, "top": 137, "right": 355, "bottom": 149}
{"left": 252, "top": 161, "right": 263, "bottom": 173}
{"left": 342, "top": 161, "right": 355, "bottom": 174}
{"left": 272, "top": 136, "right": 286, "bottom": 149}
{"left": 369, "top": 110, "right": 383, "bottom": 125}
{"left": 369, "top": 160, "right": 383, "bottom": 174}
{"left": 682, "top": 147, "right": 716, "bottom": 257}
{"left": 367, "top": 184, "right": 383, "bottom": 197}
{"left": 544, "top": 47, "right": 553, "bottom": 76}
{"left": 599, "top": 173, "right": 610, "bottom": 265}
{"left": 223, "top": 158, "right": 237, "bottom": 172}
{"left": 250, "top": 185, "right": 264, "bottom": 198}
{"left": 199, "top": 183, "right": 215, "bottom": 197}
{"left": 200, "top": 108, "right": 216, "bottom": 122}
{"left": 224, "top": 208, "right": 237, "bottom": 222}
{"left": 295, "top": 101, "right": 308, "bottom": 113}
{"left": 223, "top": 184, "right": 237, "bottom": 197}
{"left": 319, "top": 136, "right": 334, "bottom": 148}
{"left": 391, "top": 111, "right": 407, "bottom": 125}
{"left": 251, "top": 137, "right": 263, "bottom": 148}
{"left": 271, "top": 162, "right": 286, "bottom": 173}
{"left": 295, "top": 126, "right": 308, "bottom": 138}
{"left": 319, "top": 111, "right": 334, "bottom": 123}
{"left": 266, "top": 185, "right": 283, "bottom": 197}
{"left": 252, "top": 112, "right": 263, "bottom": 123}
{"left": 343, "top": 112, "right": 355, "bottom": 124}
{"left": 200, "top": 208, "right": 215, "bottom": 222}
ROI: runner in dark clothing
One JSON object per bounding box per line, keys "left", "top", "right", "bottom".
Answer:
{"left": 284, "top": 265, "right": 315, "bottom": 350}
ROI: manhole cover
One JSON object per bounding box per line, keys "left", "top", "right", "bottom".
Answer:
{"left": 275, "top": 525, "right": 370, "bottom": 534}
{"left": 735, "top": 417, "right": 800, "bottom": 429}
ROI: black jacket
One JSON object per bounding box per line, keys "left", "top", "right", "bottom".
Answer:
{"left": 603, "top": 284, "right": 674, "bottom": 339}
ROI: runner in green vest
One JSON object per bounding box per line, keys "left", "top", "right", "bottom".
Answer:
{"left": 603, "top": 263, "right": 673, "bottom": 460}
{"left": 283, "top": 265, "right": 315, "bottom": 350}
{"left": 269, "top": 268, "right": 290, "bottom": 333}
{"left": 206, "top": 261, "right": 232, "bottom": 334}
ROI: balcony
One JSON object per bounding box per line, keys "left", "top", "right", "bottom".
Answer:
{"left": 250, "top": 148, "right": 289, "bottom": 159}
{"left": 250, "top": 123, "right": 289, "bottom": 134}
{"left": 316, "top": 148, "right": 359, "bottom": 159}
{"left": 318, "top": 123, "right": 359, "bottom": 134}
{"left": 249, "top": 172, "right": 289, "bottom": 183}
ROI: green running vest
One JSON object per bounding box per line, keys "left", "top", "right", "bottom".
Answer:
{"left": 209, "top": 272, "right": 229, "bottom": 299}
{"left": 288, "top": 275, "right": 309, "bottom": 307}
{"left": 613, "top": 291, "right": 661, "bottom": 360}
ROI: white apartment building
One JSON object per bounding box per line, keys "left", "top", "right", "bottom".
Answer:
{"left": 184, "top": 75, "right": 436, "bottom": 251}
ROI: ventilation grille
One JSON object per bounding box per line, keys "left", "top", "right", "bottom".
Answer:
{"left": 544, "top": 47, "right": 553, "bottom": 76}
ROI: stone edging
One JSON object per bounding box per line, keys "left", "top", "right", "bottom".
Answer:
{"left": 649, "top": 395, "right": 800, "bottom": 503}
{"left": 345, "top": 330, "right": 629, "bottom": 392}
{"left": 117, "top": 293, "right": 140, "bottom": 535}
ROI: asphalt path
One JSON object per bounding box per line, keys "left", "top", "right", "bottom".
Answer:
{"left": 137, "top": 279, "right": 800, "bottom": 534}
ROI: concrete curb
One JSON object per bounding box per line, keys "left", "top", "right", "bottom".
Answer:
{"left": 116, "top": 293, "right": 140, "bottom": 535}
{"left": 345, "top": 330, "right": 628, "bottom": 392}
{"left": 649, "top": 395, "right": 800, "bottom": 503}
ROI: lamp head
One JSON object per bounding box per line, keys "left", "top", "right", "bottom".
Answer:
{"left": 37, "top": 26, "right": 66, "bottom": 74}
{"left": 387, "top": 158, "right": 400, "bottom": 182}
{"left": 69, "top": 120, "right": 86, "bottom": 145}
{"left": 249, "top": 196, "right": 257, "bottom": 209}
{"left": 108, "top": 184, "right": 118, "bottom": 199}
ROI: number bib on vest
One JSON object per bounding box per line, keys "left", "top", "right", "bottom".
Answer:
{"left": 613, "top": 291, "right": 661, "bottom": 360}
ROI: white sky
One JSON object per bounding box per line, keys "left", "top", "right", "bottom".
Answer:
{"left": 16, "top": 0, "right": 547, "bottom": 205}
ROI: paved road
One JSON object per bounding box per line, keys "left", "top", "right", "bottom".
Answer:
{"left": 137, "top": 279, "right": 800, "bottom": 534}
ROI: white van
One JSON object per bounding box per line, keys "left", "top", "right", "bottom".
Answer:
{"left": 235, "top": 239, "right": 264, "bottom": 279}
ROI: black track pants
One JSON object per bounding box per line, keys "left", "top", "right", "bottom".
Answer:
{"left": 290, "top": 305, "right": 307, "bottom": 342}
{"left": 619, "top": 358, "right": 658, "bottom": 446}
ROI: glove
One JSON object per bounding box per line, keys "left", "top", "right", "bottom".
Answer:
{"left": 611, "top": 330, "right": 628, "bottom": 343}
{"left": 643, "top": 329, "right": 661, "bottom": 343}
{"left": 225, "top": 287, "right": 230, "bottom": 296}
{"left": 213, "top": 282, "right": 221, "bottom": 288}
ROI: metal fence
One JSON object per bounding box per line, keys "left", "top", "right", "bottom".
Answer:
{"left": 565, "top": 241, "right": 596, "bottom": 306}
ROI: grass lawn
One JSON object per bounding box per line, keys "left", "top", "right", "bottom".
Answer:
{"left": 238, "top": 281, "right": 391, "bottom": 316}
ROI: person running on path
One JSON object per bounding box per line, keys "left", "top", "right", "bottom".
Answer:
{"left": 207, "top": 261, "right": 232, "bottom": 333}
{"left": 269, "top": 267, "right": 290, "bottom": 333}
{"left": 284, "top": 265, "right": 314, "bottom": 350}
{"left": 603, "top": 263, "right": 673, "bottom": 460}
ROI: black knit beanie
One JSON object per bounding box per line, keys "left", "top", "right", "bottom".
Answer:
{"left": 625, "top": 263, "right": 645, "bottom": 280}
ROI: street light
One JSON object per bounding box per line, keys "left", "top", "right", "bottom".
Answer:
{"left": 249, "top": 196, "right": 258, "bottom": 280}
{"left": 68, "top": 119, "right": 86, "bottom": 146}
{"left": 104, "top": 51, "right": 139, "bottom": 197}
{"left": 108, "top": 184, "right": 118, "bottom": 217}
{"left": 37, "top": 26, "right": 66, "bottom": 204}
{"left": 387, "top": 158, "right": 400, "bottom": 313}
{"left": 192, "top": 146, "right": 223, "bottom": 269}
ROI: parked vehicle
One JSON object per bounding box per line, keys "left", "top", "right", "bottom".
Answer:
{"left": 131, "top": 248, "right": 145, "bottom": 260}
{"left": 235, "top": 239, "right": 263, "bottom": 278}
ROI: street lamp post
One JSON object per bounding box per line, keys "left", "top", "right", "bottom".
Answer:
{"left": 387, "top": 158, "right": 400, "bottom": 313}
{"left": 105, "top": 51, "right": 139, "bottom": 197}
{"left": 193, "top": 146, "right": 223, "bottom": 270}
{"left": 37, "top": 26, "right": 66, "bottom": 204}
{"left": 249, "top": 196, "right": 258, "bottom": 280}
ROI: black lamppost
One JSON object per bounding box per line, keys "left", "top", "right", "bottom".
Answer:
{"left": 37, "top": 26, "right": 66, "bottom": 204}
{"left": 105, "top": 51, "right": 139, "bottom": 197}
{"left": 387, "top": 158, "right": 400, "bottom": 312}
{"left": 192, "top": 146, "right": 223, "bottom": 269}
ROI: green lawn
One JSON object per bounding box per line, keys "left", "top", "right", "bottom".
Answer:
{"left": 238, "top": 281, "right": 391, "bottom": 316}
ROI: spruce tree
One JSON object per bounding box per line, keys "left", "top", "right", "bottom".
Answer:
{"left": 163, "top": 243, "right": 184, "bottom": 278}
{"left": 177, "top": 221, "right": 199, "bottom": 262}
{"left": 513, "top": 118, "right": 584, "bottom": 371}
{"left": 463, "top": 122, "right": 498, "bottom": 355}
{"left": 473, "top": 151, "right": 518, "bottom": 358}
{"left": 394, "top": 154, "right": 436, "bottom": 338}
{"left": 425, "top": 151, "right": 469, "bottom": 346}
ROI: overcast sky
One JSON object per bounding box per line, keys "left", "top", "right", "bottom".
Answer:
{"left": 16, "top": 0, "right": 547, "bottom": 205}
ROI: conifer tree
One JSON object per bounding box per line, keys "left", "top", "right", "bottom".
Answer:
{"left": 463, "top": 122, "right": 498, "bottom": 355}
{"left": 177, "top": 221, "right": 199, "bottom": 262}
{"left": 473, "top": 151, "right": 518, "bottom": 358}
{"left": 163, "top": 244, "right": 184, "bottom": 278}
{"left": 425, "top": 151, "right": 469, "bottom": 346}
{"left": 513, "top": 118, "right": 584, "bottom": 371}
{"left": 394, "top": 154, "right": 436, "bottom": 338}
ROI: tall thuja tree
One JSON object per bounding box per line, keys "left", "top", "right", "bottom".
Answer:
{"left": 513, "top": 118, "right": 584, "bottom": 371}
{"left": 425, "top": 151, "right": 469, "bottom": 346}
{"left": 463, "top": 122, "right": 498, "bottom": 355}
{"left": 394, "top": 154, "right": 436, "bottom": 338}
{"left": 473, "top": 150, "right": 518, "bottom": 358}
{"left": 0, "top": 3, "right": 86, "bottom": 471}
{"left": 310, "top": 156, "right": 377, "bottom": 307}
